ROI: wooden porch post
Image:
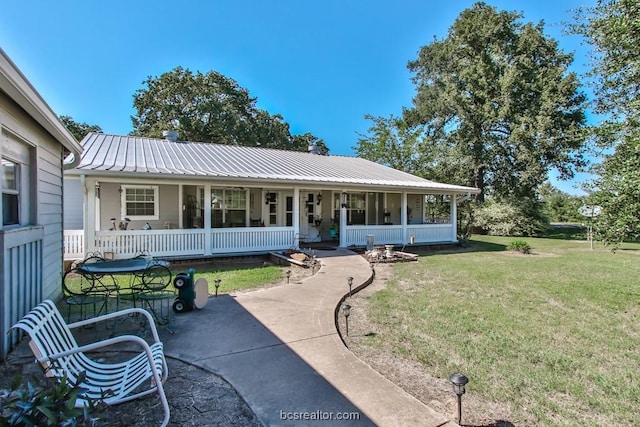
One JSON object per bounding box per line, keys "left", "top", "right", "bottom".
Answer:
{"left": 204, "top": 184, "right": 211, "bottom": 255}
{"left": 293, "top": 187, "right": 300, "bottom": 248}
{"left": 401, "top": 192, "right": 408, "bottom": 244}
{"left": 451, "top": 194, "right": 458, "bottom": 242}
{"left": 83, "top": 175, "right": 96, "bottom": 255}
{"left": 178, "top": 184, "right": 183, "bottom": 229}
{"left": 339, "top": 191, "right": 347, "bottom": 248}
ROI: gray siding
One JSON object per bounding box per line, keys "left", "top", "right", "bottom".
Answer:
{"left": 0, "top": 90, "right": 65, "bottom": 309}
{"left": 63, "top": 178, "right": 83, "bottom": 229}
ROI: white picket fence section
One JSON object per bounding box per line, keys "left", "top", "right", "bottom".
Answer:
{"left": 63, "top": 230, "right": 84, "bottom": 259}
{"left": 406, "top": 224, "right": 454, "bottom": 243}
{"left": 344, "top": 223, "right": 455, "bottom": 247}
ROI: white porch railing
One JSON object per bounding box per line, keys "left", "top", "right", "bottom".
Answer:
{"left": 344, "top": 223, "right": 455, "bottom": 247}
{"left": 86, "top": 227, "right": 296, "bottom": 259}
{"left": 210, "top": 227, "right": 294, "bottom": 254}
{"left": 1, "top": 226, "right": 43, "bottom": 359}
{"left": 63, "top": 230, "right": 84, "bottom": 260}
{"left": 64, "top": 223, "right": 455, "bottom": 260}
{"left": 344, "top": 225, "right": 404, "bottom": 247}
{"left": 94, "top": 229, "right": 206, "bottom": 259}
{"left": 406, "top": 224, "right": 454, "bottom": 243}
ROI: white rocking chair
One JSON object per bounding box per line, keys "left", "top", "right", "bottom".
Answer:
{"left": 10, "top": 300, "right": 170, "bottom": 427}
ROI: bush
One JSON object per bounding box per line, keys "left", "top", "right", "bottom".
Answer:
{"left": 474, "top": 199, "right": 549, "bottom": 237}
{"left": 507, "top": 240, "right": 532, "bottom": 254}
{"left": 0, "top": 372, "right": 103, "bottom": 426}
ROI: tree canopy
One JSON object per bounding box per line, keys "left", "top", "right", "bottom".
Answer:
{"left": 572, "top": 0, "right": 640, "bottom": 247}
{"left": 356, "top": 2, "right": 587, "bottom": 204}
{"left": 59, "top": 115, "right": 102, "bottom": 142}
{"left": 131, "top": 67, "right": 328, "bottom": 153}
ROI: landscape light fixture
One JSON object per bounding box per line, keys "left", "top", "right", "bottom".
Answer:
{"left": 316, "top": 193, "right": 323, "bottom": 205}
{"left": 347, "top": 276, "right": 354, "bottom": 297}
{"left": 342, "top": 303, "right": 351, "bottom": 336}
{"left": 214, "top": 278, "right": 221, "bottom": 298}
{"left": 449, "top": 372, "right": 469, "bottom": 424}
{"left": 286, "top": 269, "right": 291, "bottom": 284}
{"left": 341, "top": 192, "right": 347, "bottom": 208}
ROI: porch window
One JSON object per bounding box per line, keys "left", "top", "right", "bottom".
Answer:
{"left": 333, "top": 192, "right": 366, "bottom": 225}
{"left": 2, "top": 158, "right": 19, "bottom": 226}
{"left": 211, "top": 189, "right": 247, "bottom": 227}
{"left": 121, "top": 185, "right": 159, "bottom": 220}
{"left": 425, "top": 194, "right": 452, "bottom": 224}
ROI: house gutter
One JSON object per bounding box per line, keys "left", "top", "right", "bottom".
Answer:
{"left": 65, "top": 170, "right": 480, "bottom": 195}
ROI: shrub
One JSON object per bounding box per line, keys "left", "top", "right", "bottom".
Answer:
{"left": 474, "top": 198, "right": 549, "bottom": 237}
{"left": 0, "top": 372, "right": 103, "bottom": 426}
{"left": 507, "top": 240, "right": 532, "bottom": 254}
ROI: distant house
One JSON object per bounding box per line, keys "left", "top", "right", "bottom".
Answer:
{"left": 63, "top": 131, "right": 478, "bottom": 260}
{"left": 0, "top": 49, "right": 82, "bottom": 358}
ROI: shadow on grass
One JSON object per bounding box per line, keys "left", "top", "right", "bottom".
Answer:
{"left": 410, "top": 239, "right": 507, "bottom": 257}
{"left": 542, "top": 224, "right": 588, "bottom": 240}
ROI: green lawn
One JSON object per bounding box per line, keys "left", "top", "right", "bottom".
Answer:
{"left": 184, "top": 265, "right": 283, "bottom": 294}
{"left": 64, "top": 264, "right": 284, "bottom": 297}
{"left": 363, "top": 235, "right": 640, "bottom": 425}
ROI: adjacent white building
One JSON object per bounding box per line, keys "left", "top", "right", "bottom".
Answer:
{"left": 1, "top": 48, "right": 82, "bottom": 358}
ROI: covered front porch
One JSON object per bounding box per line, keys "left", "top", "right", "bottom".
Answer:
{"left": 64, "top": 177, "right": 464, "bottom": 260}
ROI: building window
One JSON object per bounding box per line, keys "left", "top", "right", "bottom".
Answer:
{"left": 2, "top": 158, "right": 19, "bottom": 226}
{"left": 211, "top": 188, "right": 247, "bottom": 228}
{"left": 121, "top": 185, "right": 159, "bottom": 220}
{"left": 333, "top": 192, "right": 366, "bottom": 225}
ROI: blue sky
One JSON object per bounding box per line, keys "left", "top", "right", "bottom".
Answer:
{"left": 1, "top": 0, "right": 594, "bottom": 194}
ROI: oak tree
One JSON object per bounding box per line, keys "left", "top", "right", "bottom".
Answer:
{"left": 362, "top": 3, "right": 588, "bottom": 203}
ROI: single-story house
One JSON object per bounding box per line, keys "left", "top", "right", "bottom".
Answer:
{"left": 1, "top": 48, "right": 83, "bottom": 358}
{"left": 63, "top": 131, "right": 479, "bottom": 260}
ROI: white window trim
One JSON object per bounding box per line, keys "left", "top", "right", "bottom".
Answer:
{"left": 120, "top": 185, "right": 159, "bottom": 220}
{"left": 2, "top": 157, "right": 20, "bottom": 226}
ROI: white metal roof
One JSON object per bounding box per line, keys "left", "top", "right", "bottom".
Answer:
{"left": 68, "top": 132, "right": 479, "bottom": 194}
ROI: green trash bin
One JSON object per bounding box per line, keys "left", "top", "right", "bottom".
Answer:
{"left": 173, "top": 268, "right": 195, "bottom": 313}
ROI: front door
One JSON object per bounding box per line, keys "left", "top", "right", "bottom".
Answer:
{"left": 299, "top": 192, "right": 320, "bottom": 242}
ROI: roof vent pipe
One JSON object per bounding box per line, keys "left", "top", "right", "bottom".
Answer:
{"left": 308, "top": 144, "right": 320, "bottom": 155}
{"left": 162, "top": 130, "right": 179, "bottom": 142}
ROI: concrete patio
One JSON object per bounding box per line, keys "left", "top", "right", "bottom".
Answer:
{"left": 160, "top": 248, "right": 456, "bottom": 426}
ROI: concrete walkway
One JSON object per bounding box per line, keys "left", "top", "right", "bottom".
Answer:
{"left": 161, "top": 249, "right": 454, "bottom": 426}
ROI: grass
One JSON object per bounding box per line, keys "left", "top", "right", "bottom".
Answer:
{"left": 179, "top": 265, "right": 283, "bottom": 294}
{"left": 364, "top": 235, "right": 640, "bottom": 425}
{"left": 64, "top": 264, "right": 284, "bottom": 297}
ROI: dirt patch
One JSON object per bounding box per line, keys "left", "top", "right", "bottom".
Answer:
{"left": 344, "top": 262, "right": 520, "bottom": 427}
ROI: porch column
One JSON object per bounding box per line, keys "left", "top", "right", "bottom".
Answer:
{"left": 293, "top": 187, "right": 300, "bottom": 248}
{"left": 203, "top": 184, "right": 211, "bottom": 255}
{"left": 178, "top": 184, "right": 183, "bottom": 229}
{"left": 451, "top": 194, "right": 458, "bottom": 242}
{"left": 401, "top": 192, "right": 408, "bottom": 244}
{"left": 339, "top": 191, "right": 347, "bottom": 247}
{"left": 83, "top": 175, "right": 96, "bottom": 255}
